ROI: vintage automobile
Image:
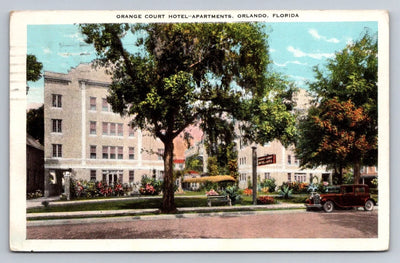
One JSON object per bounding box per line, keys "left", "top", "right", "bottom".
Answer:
{"left": 305, "top": 184, "right": 376, "bottom": 213}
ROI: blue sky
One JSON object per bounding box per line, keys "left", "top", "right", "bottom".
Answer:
{"left": 27, "top": 22, "right": 378, "bottom": 108}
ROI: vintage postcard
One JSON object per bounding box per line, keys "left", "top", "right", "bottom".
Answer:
{"left": 10, "top": 10, "right": 389, "bottom": 251}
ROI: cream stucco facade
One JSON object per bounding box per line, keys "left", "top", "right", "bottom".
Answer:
{"left": 43, "top": 64, "right": 165, "bottom": 196}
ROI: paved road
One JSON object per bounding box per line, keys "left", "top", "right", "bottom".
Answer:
{"left": 27, "top": 209, "right": 378, "bottom": 239}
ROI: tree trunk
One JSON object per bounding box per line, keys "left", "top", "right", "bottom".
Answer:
{"left": 339, "top": 165, "right": 343, "bottom": 185}
{"left": 353, "top": 161, "right": 361, "bottom": 184}
{"left": 161, "top": 138, "right": 177, "bottom": 213}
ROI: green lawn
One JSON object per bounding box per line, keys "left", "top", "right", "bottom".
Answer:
{"left": 27, "top": 194, "right": 285, "bottom": 213}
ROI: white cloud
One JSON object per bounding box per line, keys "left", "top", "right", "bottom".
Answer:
{"left": 274, "top": 60, "right": 308, "bottom": 67}
{"left": 269, "top": 48, "right": 276, "bottom": 53}
{"left": 43, "top": 48, "right": 52, "bottom": 54}
{"left": 57, "top": 52, "right": 92, "bottom": 57}
{"left": 65, "top": 32, "right": 85, "bottom": 42}
{"left": 287, "top": 46, "right": 334, "bottom": 60}
{"left": 308, "top": 29, "right": 340, "bottom": 44}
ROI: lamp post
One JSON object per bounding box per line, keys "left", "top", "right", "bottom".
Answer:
{"left": 252, "top": 146, "right": 257, "bottom": 205}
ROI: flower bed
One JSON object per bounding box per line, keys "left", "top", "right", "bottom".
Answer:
{"left": 71, "top": 179, "right": 127, "bottom": 199}
{"left": 206, "top": 189, "right": 219, "bottom": 196}
{"left": 243, "top": 188, "right": 253, "bottom": 196}
{"left": 257, "top": 195, "right": 276, "bottom": 204}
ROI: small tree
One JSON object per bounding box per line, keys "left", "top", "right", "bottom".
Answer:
{"left": 26, "top": 54, "right": 43, "bottom": 94}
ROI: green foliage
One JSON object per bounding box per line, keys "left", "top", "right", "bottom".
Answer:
{"left": 343, "top": 172, "right": 354, "bottom": 185}
{"left": 140, "top": 175, "right": 163, "bottom": 195}
{"left": 260, "top": 178, "right": 277, "bottom": 193}
{"left": 278, "top": 185, "right": 293, "bottom": 199}
{"left": 280, "top": 181, "right": 309, "bottom": 194}
{"left": 207, "top": 156, "right": 219, "bottom": 176}
{"left": 221, "top": 185, "right": 242, "bottom": 204}
{"left": 200, "top": 181, "right": 219, "bottom": 192}
{"left": 27, "top": 190, "right": 43, "bottom": 199}
{"left": 296, "top": 31, "right": 377, "bottom": 182}
{"left": 371, "top": 178, "right": 378, "bottom": 187}
{"left": 228, "top": 159, "right": 239, "bottom": 182}
{"left": 185, "top": 154, "right": 203, "bottom": 173}
{"left": 27, "top": 105, "right": 44, "bottom": 144}
{"left": 26, "top": 54, "right": 43, "bottom": 94}
{"left": 26, "top": 55, "right": 42, "bottom": 81}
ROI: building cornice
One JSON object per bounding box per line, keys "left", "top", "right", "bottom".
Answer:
{"left": 79, "top": 79, "right": 110, "bottom": 88}
{"left": 44, "top": 75, "right": 71, "bottom": 85}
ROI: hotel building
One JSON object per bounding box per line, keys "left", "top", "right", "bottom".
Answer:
{"left": 43, "top": 64, "right": 165, "bottom": 196}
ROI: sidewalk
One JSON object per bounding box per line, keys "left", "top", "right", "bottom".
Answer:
{"left": 27, "top": 202, "right": 305, "bottom": 226}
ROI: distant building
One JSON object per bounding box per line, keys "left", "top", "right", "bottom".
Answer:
{"left": 360, "top": 166, "right": 378, "bottom": 187}
{"left": 236, "top": 89, "right": 332, "bottom": 188}
{"left": 26, "top": 134, "right": 44, "bottom": 194}
{"left": 43, "top": 64, "right": 165, "bottom": 196}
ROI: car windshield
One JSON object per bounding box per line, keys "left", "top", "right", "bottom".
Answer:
{"left": 325, "top": 187, "right": 340, "bottom": 193}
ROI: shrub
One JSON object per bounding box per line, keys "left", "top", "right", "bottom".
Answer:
{"left": 27, "top": 189, "right": 43, "bottom": 199}
{"left": 279, "top": 185, "right": 293, "bottom": 199}
{"left": 260, "top": 178, "right": 277, "bottom": 193}
{"left": 139, "top": 184, "right": 157, "bottom": 195}
{"left": 69, "top": 179, "right": 127, "bottom": 199}
{"left": 280, "top": 181, "right": 309, "bottom": 194}
{"left": 243, "top": 188, "right": 253, "bottom": 196}
{"left": 257, "top": 196, "right": 276, "bottom": 204}
{"left": 201, "top": 181, "right": 219, "bottom": 192}
{"left": 221, "top": 185, "right": 241, "bottom": 204}
{"left": 139, "top": 175, "right": 162, "bottom": 195}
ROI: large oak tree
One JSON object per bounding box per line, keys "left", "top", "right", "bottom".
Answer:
{"left": 80, "top": 23, "right": 296, "bottom": 213}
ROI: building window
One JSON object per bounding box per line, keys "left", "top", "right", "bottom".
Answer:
{"left": 110, "top": 123, "right": 116, "bottom": 136}
{"left": 287, "top": 173, "right": 292, "bottom": 182}
{"left": 102, "top": 173, "right": 107, "bottom": 183}
{"left": 90, "top": 145, "right": 96, "bottom": 159}
{"left": 102, "top": 98, "right": 109, "bottom": 111}
{"left": 89, "top": 97, "right": 96, "bottom": 111}
{"left": 158, "top": 148, "right": 164, "bottom": 160}
{"left": 129, "top": 147, "right": 135, "bottom": 160}
{"left": 52, "top": 119, "right": 62, "bottom": 133}
{"left": 117, "top": 147, "right": 123, "bottom": 159}
{"left": 264, "top": 172, "right": 271, "bottom": 180}
{"left": 52, "top": 144, "right": 62, "bottom": 158}
{"left": 117, "top": 123, "right": 123, "bottom": 136}
{"left": 118, "top": 174, "right": 123, "bottom": 184}
{"left": 102, "top": 122, "right": 108, "bottom": 135}
{"left": 110, "top": 146, "right": 116, "bottom": 159}
{"left": 129, "top": 171, "right": 134, "bottom": 183}
{"left": 90, "top": 170, "right": 96, "bottom": 181}
{"left": 128, "top": 125, "right": 134, "bottom": 137}
{"left": 287, "top": 155, "right": 292, "bottom": 165}
{"left": 102, "top": 146, "right": 108, "bottom": 159}
{"left": 90, "top": 121, "right": 96, "bottom": 135}
{"left": 52, "top": 94, "right": 62, "bottom": 108}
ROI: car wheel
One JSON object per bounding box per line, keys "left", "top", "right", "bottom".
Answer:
{"left": 323, "top": 201, "right": 334, "bottom": 213}
{"left": 364, "top": 200, "right": 374, "bottom": 211}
